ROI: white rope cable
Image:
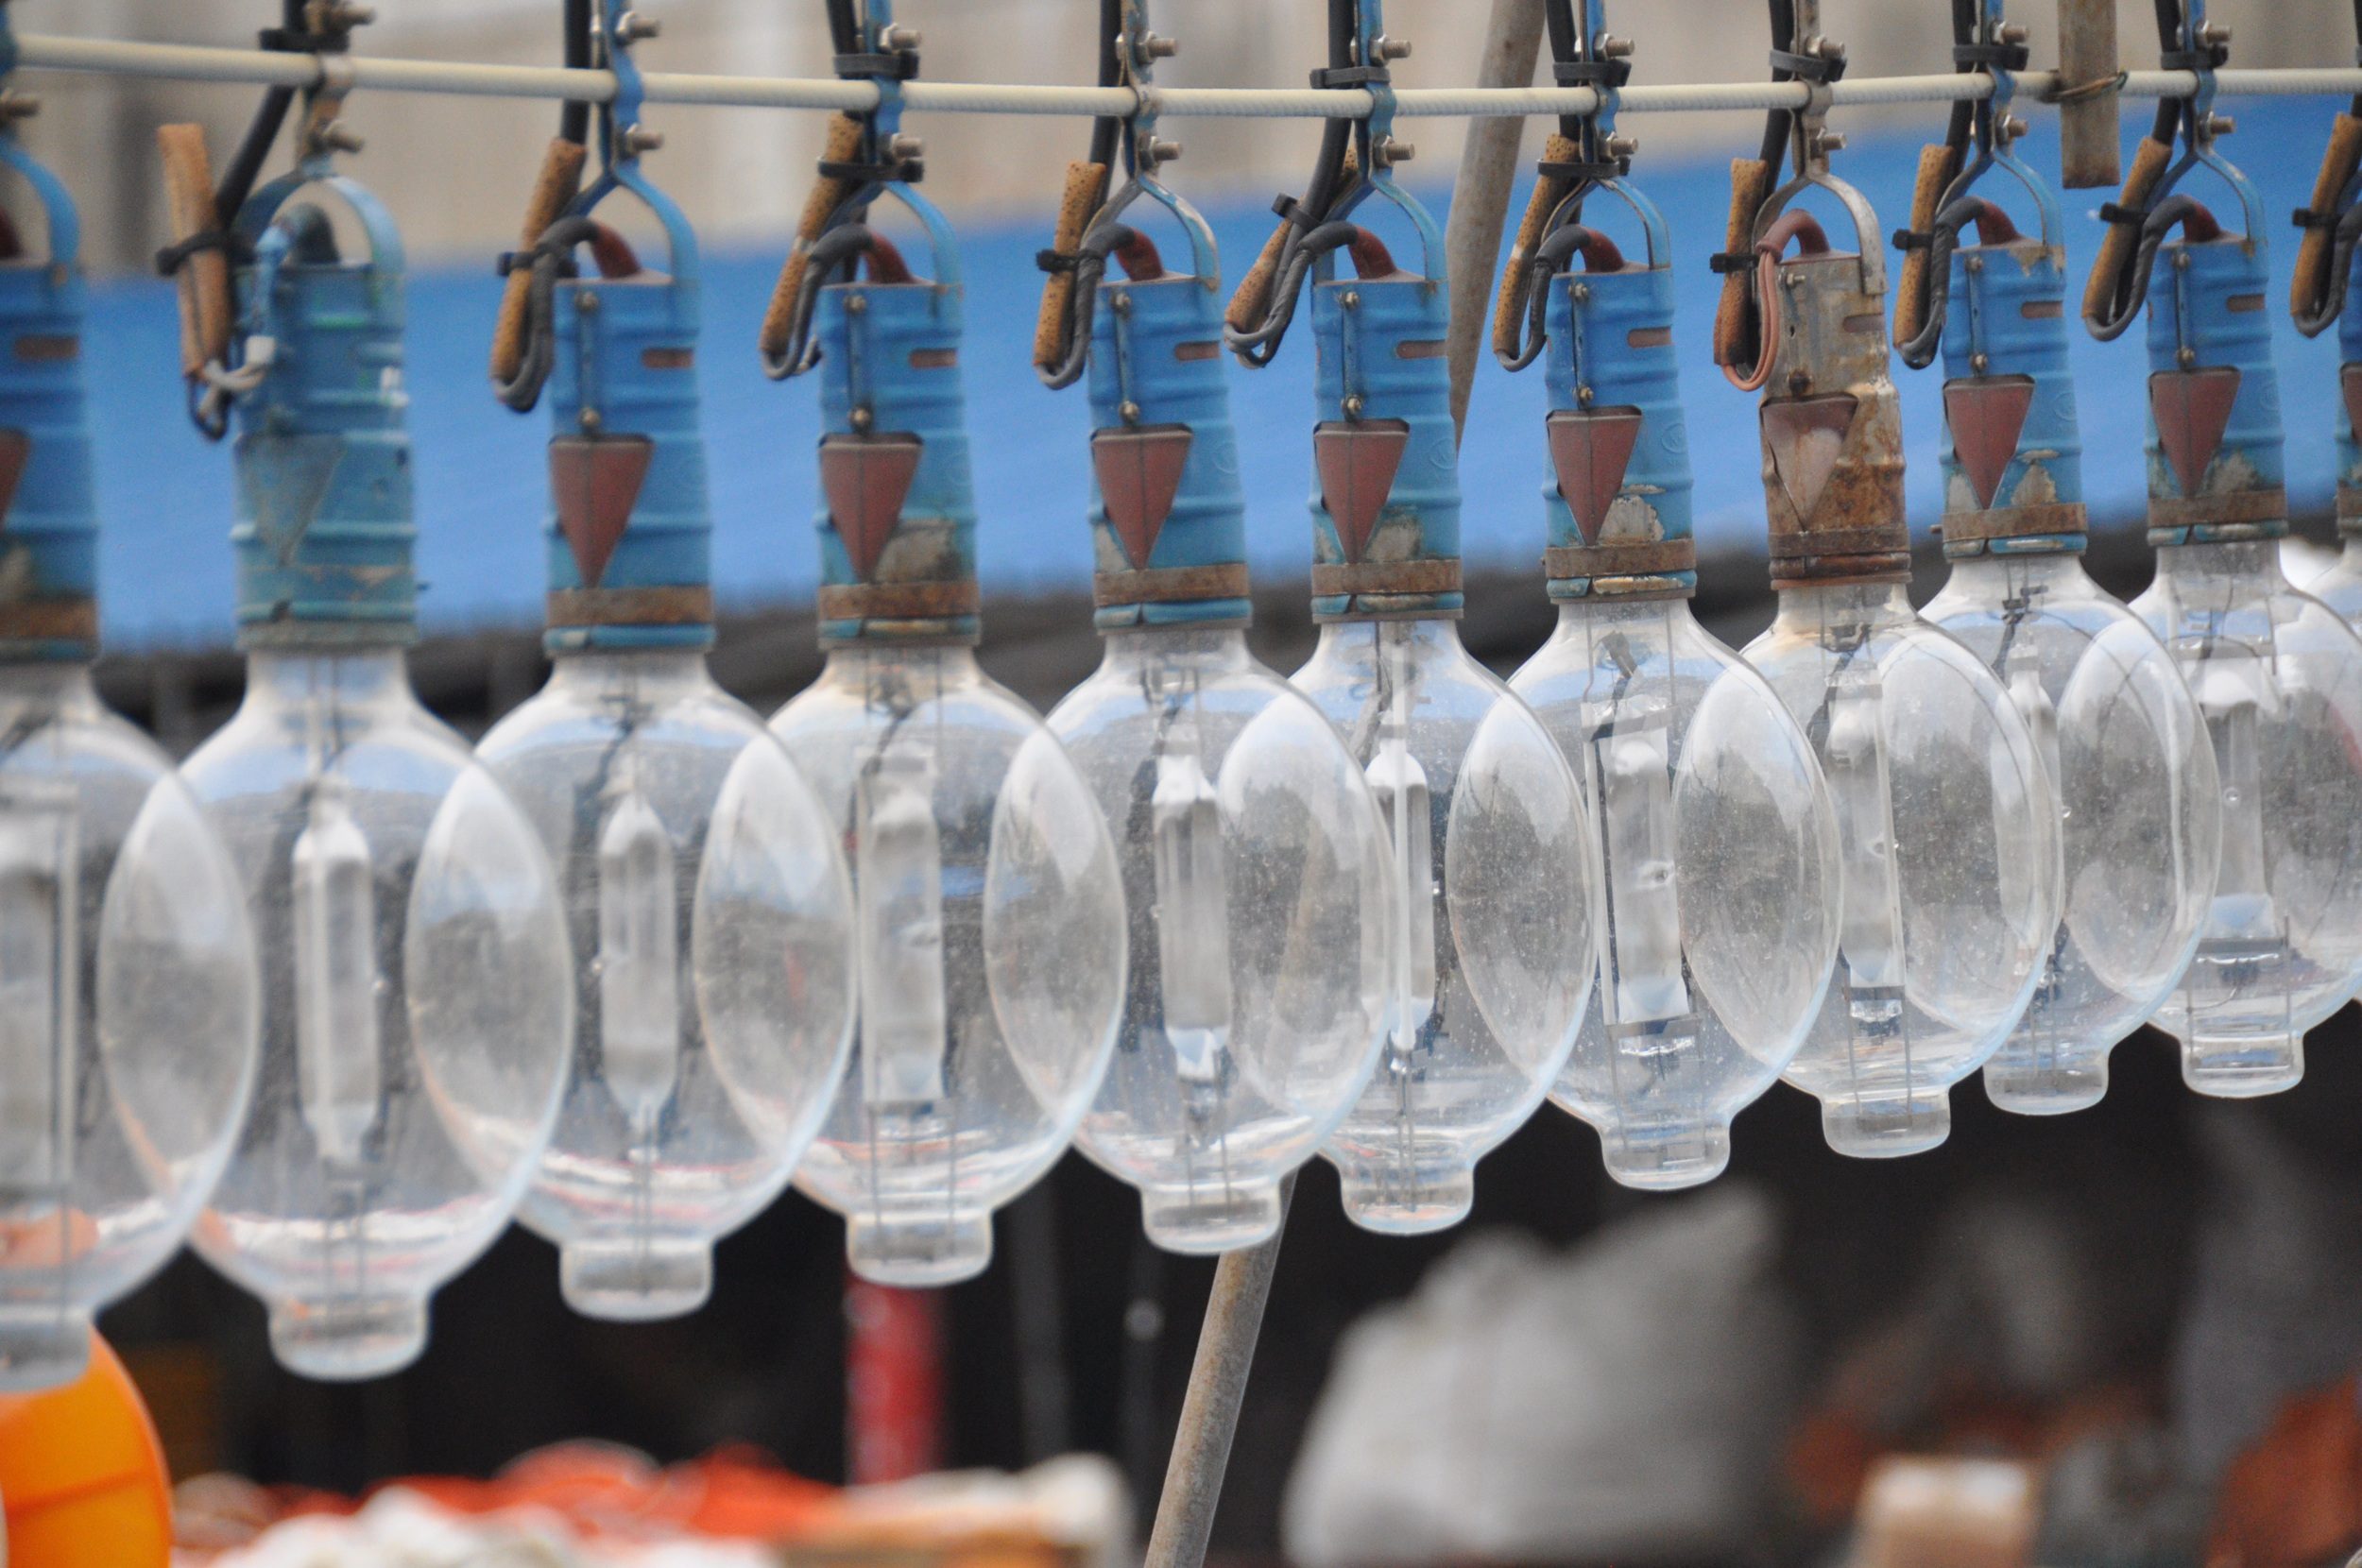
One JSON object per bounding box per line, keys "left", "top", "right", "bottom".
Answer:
{"left": 15, "top": 33, "right": 2362, "bottom": 119}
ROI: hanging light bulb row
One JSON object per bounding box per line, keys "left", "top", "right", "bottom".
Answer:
{"left": 0, "top": 0, "right": 2359, "bottom": 1389}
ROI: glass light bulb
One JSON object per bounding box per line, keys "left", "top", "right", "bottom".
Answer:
{"left": 0, "top": 666, "right": 257, "bottom": 1389}
{"left": 2130, "top": 538, "right": 2362, "bottom": 1092}
{"left": 1745, "top": 581, "right": 2059, "bottom": 1156}
{"left": 1048, "top": 626, "right": 1392, "bottom": 1252}
{"left": 183, "top": 650, "right": 573, "bottom": 1378}
{"left": 1292, "top": 618, "right": 1594, "bottom": 1231}
{"left": 770, "top": 643, "right": 1124, "bottom": 1286}
{"left": 2305, "top": 531, "right": 2362, "bottom": 623}
{"left": 478, "top": 650, "right": 853, "bottom": 1320}
{"left": 1510, "top": 596, "right": 1841, "bottom": 1187}
{"left": 1926, "top": 554, "right": 2221, "bottom": 1111}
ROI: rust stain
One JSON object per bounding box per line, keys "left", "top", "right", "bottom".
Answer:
{"left": 0, "top": 429, "right": 29, "bottom": 527}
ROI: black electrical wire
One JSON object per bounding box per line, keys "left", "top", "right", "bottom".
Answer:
{"left": 1545, "top": 0, "right": 1582, "bottom": 141}
{"left": 2351, "top": 0, "right": 2362, "bottom": 114}
{"left": 2092, "top": 192, "right": 2216, "bottom": 341}
{"left": 826, "top": 0, "right": 860, "bottom": 59}
{"left": 1086, "top": 0, "right": 1123, "bottom": 173}
{"left": 1758, "top": 0, "right": 1795, "bottom": 172}
{"left": 766, "top": 221, "right": 885, "bottom": 381}
{"left": 1223, "top": 0, "right": 1358, "bottom": 366}
{"left": 1039, "top": 221, "right": 1141, "bottom": 391}
{"left": 209, "top": 0, "right": 310, "bottom": 226}
{"left": 2149, "top": 0, "right": 2183, "bottom": 147}
{"left": 559, "top": 0, "right": 591, "bottom": 146}
{"left": 1891, "top": 0, "right": 1978, "bottom": 369}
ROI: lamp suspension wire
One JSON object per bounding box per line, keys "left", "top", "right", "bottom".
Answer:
{"left": 1490, "top": 0, "right": 1637, "bottom": 374}
{"left": 2082, "top": 0, "right": 2236, "bottom": 340}
{"left": 1030, "top": 0, "right": 1188, "bottom": 391}
{"left": 1220, "top": 0, "right": 1370, "bottom": 366}
{"left": 2289, "top": 0, "right": 2362, "bottom": 333}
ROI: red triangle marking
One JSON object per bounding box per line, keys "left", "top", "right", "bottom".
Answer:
{"left": 1546, "top": 408, "right": 1643, "bottom": 546}
{"left": 549, "top": 435, "right": 653, "bottom": 590}
{"left": 236, "top": 433, "right": 344, "bottom": 565}
{"left": 1759, "top": 395, "right": 1858, "bottom": 523}
{"left": 2342, "top": 363, "right": 2362, "bottom": 448}
{"left": 1091, "top": 426, "right": 1193, "bottom": 569}
{"left": 819, "top": 435, "right": 923, "bottom": 582}
{"left": 1313, "top": 421, "right": 1409, "bottom": 563}
{"left": 0, "top": 430, "right": 31, "bottom": 527}
{"left": 1943, "top": 376, "right": 2034, "bottom": 511}
{"left": 2149, "top": 367, "right": 2242, "bottom": 498}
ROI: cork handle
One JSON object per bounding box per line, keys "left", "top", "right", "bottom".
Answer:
{"left": 1891, "top": 142, "right": 1963, "bottom": 349}
{"left": 489, "top": 138, "right": 588, "bottom": 384}
{"left": 1224, "top": 220, "right": 1291, "bottom": 336}
{"left": 1226, "top": 148, "right": 1357, "bottom": 336}
{"left": 2082, "top": 135, "right": 2172, "bottom": 327}
{"left": 1492, "top": 132, "right": 1580, "bottom": 362}
{"left": 1712, "top": 158, "right": 1774, "bottom": 369}
{"left": 2292, "top": 114, "right": 2362, "bottom": 329}
{"left": 761, "top": 113, "right": 869, "bottom": 360}
{"left": 157, "top": 124, "right": 231, "bottom": 380}
{"left": 1033, "top": 160, "right": 1110, "bottom": 373}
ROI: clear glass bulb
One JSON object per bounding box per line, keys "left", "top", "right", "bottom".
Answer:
{"left": 182, "top": 650, "right": 573, "bottom": 1378}
{"left": 477, "top": 650, "right": 854, "bottom": 1320}
{"left": 0, "top": 665, "right": 257, "bottom": 1389}
{"left": 1047, "top": 626, "right": 1392, "bottom": 1252}
{"left": 1291, "top": 618, "right": 1594, "bottom": 1231}
{"left": 770, "top": 643, "right": 1125, "bottom": 1286}
{"left": 2303, "top": 531, "right": 2362, "bottom": 624}
{"left": 2130, "top": 537, "right": 2362, "bottom": 1092}
{"left": 1509, "top": 596, "right": 1841, "bottom": 1187}
{"left": 1926, "top": 554, "right": 2222, "bottom": 1111}
{"left": 1745, "top": 581, "right": 2059, "bottom": 1156}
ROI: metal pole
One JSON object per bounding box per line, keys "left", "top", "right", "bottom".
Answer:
{"left": 1445, "top": 0, "right": 1548, "bottom": 442}
{"left": 2056, "top": 0, "right": 2121, "bottom": 188}
{"left": 1139, "top": 1174, "right": 1296, "bottom": 1568}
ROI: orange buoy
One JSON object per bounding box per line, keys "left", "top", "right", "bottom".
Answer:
{"left": 0, "top": 1330, "right": 171, "bottom": 1568}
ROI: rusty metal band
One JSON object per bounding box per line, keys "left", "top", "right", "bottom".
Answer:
{"left": 1309, "top": 559, "right": 1464, "bottom": 598}
{"left": 545, "top": 586, "right": 715, "bottom": 626}
{"left": 1767, "top": 521, "right": 1911, "bottom": 563}
{"left": 2336, "top": 483, "right": 2362, "bottom": 525}
{"left": 1092, "top": 563, "right": 1254, "bottom": 608}
{"left": 1938, "top": 500, "right": 2088, "bottom": 545}
{"left": 0, "top": 598, "right": 97, "bottom": 644}
{"left": 817, "top": 580, "right": 984, "bottom": 621}
{"left": 1769, "top": 551, "right": 1915, "bottom": 590}
{"left": 2147, "top": 488, "right": 2288, "bottom": 530}
{"left": 1544, "top": 539, "right": 1698, "bottom": 580}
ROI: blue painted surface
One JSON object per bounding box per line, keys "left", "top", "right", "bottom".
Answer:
{"left": 1086, "top": 272, "right": 1254, "bottom": 630}
{"left": 88, "top": 97, "right": 2350, "bottom": 648}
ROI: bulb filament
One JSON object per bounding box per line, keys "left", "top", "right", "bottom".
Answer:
{"left": 1823, "top": 656, "right": 1909, "bottom": 1045}
{"left": 0, "top": 777, "right": 76, "bottom": 1205}
{"left": 854, "top": 747, "right": 949, "bottom": 1110}
{"left": 291, "top": 779, "right": 383, "bottom": 1167}
{"left": 1148, "top": 691, "right": 1233, "bottom": 1094}
{"left": 1365, "top": 631, "right": 1436, "bottom": 1063}
{"left": 595, "top": 775, "right": 680, "bottom": 1129}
